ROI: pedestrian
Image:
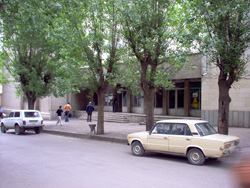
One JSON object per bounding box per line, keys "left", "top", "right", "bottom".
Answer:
{"left": 0, "top": 106, "right": 3, "bottom": 119}
{"left": 111, "top": 94, "right": 117, "bottom": 112}
{"left": 86, "top": 102, "right": 94, "bottom": 122}
{"left": 64, "top": 102, "right": 71, "bottom": 122}
{"left": 56, "top": 106, "right": 63, "bottom": 126}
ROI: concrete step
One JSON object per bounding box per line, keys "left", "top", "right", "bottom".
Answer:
{"left": 80, "top": 112, "right": 130, "bottom": 123}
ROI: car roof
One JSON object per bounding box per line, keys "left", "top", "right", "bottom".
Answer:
{"left": 156, "top": 119, "right": 208, "bottom": 124}
{"left": 11, "top": 110, "right": 40, "bottom": 112}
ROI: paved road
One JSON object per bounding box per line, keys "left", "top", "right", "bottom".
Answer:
{"left": 1, "top": 132, "right": 246, "bottom": 188}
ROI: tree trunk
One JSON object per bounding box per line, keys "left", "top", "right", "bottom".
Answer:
{"left": 97, "top": 87, "right": 105, "bottom": 135}
{"left": 218, "top": 79, "right": 231, "bottom": 135}
{"left": 27, "top": 97, "right": 36, "bottom": 110}
{"left": 144, "top": 88, "right": 155, "bottom": 131}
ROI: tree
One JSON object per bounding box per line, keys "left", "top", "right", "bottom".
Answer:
{"left": 185, "top": 0, "right": 250, "bottom": 134}
{"left": 120, "top": 0, "right": 191, "bottom": 131}
{"left": 61, "top": 0, "right": 122, "bottom": 134}
{"left": 0, "top": 0, "right": 73, "bottom": 109}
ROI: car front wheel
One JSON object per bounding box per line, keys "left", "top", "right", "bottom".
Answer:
{"left": 187, "top": 148, "right": 205, "bottom": 165}
{"left": 1, "top": 124, "right": 6, "bottom": 133}
{"left": 15, "top": 125, "right": 21, "bottom": 135}
{"left": 131, "top": 141, "right": 145, "bottom": 156}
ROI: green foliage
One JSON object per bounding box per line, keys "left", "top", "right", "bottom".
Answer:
{"left": 60, "top": 0, "right": 123, "bottom": 94}
{"left": 183, "top": 0, "right": 250, "bottom": 82}
{"left": 0, "top": 0, "right": 78, "bottom": 104}
{"left": 118, "top": 0, "right": 191, "bottom": 92}
{"left": 0, "top": 52, "right": 9, "bottom": 84}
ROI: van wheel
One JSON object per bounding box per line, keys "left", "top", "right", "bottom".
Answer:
{"left": 187, "top": 148, "right": 205, "bottom": 165}
{"left": 34, "top": 127, "right": 41, "bottom": 134}
{"left": 1, "top": 124, "right": 6, "bottom": 133}
{"left": 15, "top": 125, "right": 21, "bottom": 135}
{"left": 131, "top": 141, "right": 145, "bottom": 156}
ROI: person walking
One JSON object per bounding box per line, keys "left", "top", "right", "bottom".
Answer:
{"left": 56, "top": 106, "right": 63, "bottom": 126}
{"left": 64, "top": 102, "right": 71, "bottom": 122}
{"left": 111, "top": 95, "right": 117, "bottom": 113}
{"left": 86, "top": 102, "right": 94, "bottom": 122}
{"left": 0, "top": 106, "right": 3, "bottom": 120}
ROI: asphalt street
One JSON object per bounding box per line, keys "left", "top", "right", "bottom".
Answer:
{"left": 0, "top": 132, "right": 246, "bottom": 188}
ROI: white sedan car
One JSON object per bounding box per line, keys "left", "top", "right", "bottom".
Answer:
{"left": 1, "top": 110, "right": 44, "bottom": 135}
{"left": 127, "top": 119, "right": 240, "bottom": 165}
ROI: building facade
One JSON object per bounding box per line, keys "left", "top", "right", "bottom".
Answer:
{"left": 2, "top": 52, "right": 250, "bottom": 127}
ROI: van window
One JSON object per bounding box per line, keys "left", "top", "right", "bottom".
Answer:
{"left": 9, "top": 112, "right": 14, "bottom": 117}
{"left": 14, "top": 112, "right": 20, "bottom": 117}
{"left": 24, "top": 112, "right": 40, "bottom": 118}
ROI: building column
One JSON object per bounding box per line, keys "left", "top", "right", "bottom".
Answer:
{"left": 162, "top": 90, "right": 168, "bottom": 115}
{"left": 127, "top": 90, "right": 132, "bottom": 113}
{"left": 184, "top": 81, "right": 190, "bottom": 117}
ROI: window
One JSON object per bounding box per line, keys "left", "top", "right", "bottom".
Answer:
{"left": 9, "top": 112, "right": 14, "bottom": 118}
{"left": 151, "top": 123, "right": 171, "bottom": 134}
{"left": 190, "top": 82, "right": 201, "bottom": 110}
{"left": 169, "top": 124, "right": 192, "bottom": 136}
{"left": 132, "top": 92, "right": 143, "bottom": 107}
{"left": 169, "top": 90, "right": 175, "bottom": 109}
{"left": 104, "top": 92, "right": 113, "bottom": 106}
{"left": 175, "top": 82, "right": 184, "bottom": 88}
{"left": 24, "top": 112, "right": 40, "bottom": 118}
{"left": 123, "top": 91, "right": 127, "bottom": 107}
{"left": 155, "top": 90, "right": 163, "bottom": 108}
{"left": 14, "top": 112, "right": 20, "bottom": 117}
{"left": 170, "top": 124, "right": 186, "bottom": 135}
{"left": 195, "top": 123, "right": 217, "bottom": 136}
{"left": 185, "top": 126, "right": 192, "bottom": 136}
{"left": 177, "top": 90, "right": 184, "bottom": 108}
{"left": 93, "top": 92, "right": 98, "bottom": 105}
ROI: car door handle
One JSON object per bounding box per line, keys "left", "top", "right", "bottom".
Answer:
{"left": 163, "top": 137, "right": 168, "bottom": 140}
{"left": 186, "top": 138, "right": 191, "bottom": 141}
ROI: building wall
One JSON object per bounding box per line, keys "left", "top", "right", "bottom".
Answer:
{"left": 2, "top": 82, "right": 22, "bottom": 110}
{"left": 201, "top": 49, "right": 250, "bottom": 127}
{"left": 174, "top": 53, "right": 204, "bottom": 80}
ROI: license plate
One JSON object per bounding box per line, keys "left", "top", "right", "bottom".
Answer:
{"left": 29, "top": 120, "right": 38, "bottom": 123}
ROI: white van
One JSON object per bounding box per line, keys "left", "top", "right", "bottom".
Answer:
{"left": 1, "top": 110, "right": 44, "bottom": 135}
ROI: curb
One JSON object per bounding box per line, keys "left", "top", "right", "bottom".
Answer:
{"left": 43, "top": 130, "right": 128, "bottom": 144}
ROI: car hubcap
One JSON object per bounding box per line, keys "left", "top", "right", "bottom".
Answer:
{"left": 191, "top": 152, "right": 200, "bottom": 162}
{"left": 134, "top": 145, "right": 141, "bottom": 154}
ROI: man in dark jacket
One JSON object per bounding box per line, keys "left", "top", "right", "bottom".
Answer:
{"left": 86, "top": 102, "right": 95, "bottom": 122}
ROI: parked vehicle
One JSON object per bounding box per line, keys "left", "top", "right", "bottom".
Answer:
{"left": 1, "top": 110, "right": 44, "bottom": 135}
{"left": 127, "top": 119, "right": 240, "bottom": 165}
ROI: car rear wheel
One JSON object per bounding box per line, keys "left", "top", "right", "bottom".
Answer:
{"left": 34, "top": 127, "right": 41, "bottom": 134}
{"left": 187, "top": 148, "right": 205, "bottom": 165}
{"left": 131, "top": 141, "right": 145, "bottom": 156}
{"left": 15, "top": 125, "right": 21, "bottom": 135}
{"left": 1, "top": 124, "right": 6, "bottom": 133}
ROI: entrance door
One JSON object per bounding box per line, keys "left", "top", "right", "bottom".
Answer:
{"left": 116, "top": 93, "right": 122, "bottom": 112}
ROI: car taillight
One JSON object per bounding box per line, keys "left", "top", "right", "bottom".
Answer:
{"left": 23, "top": 121, "right": 26, "bottom": 125}
{"left": 224, "top": 143, "right": 231, "bottom": 149}
{"left": 41, "top": 120, "right": 43, "bottom": 124}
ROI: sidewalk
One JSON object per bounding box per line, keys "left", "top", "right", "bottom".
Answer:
{"left": 43, "top": 118, "right": 250, "bottom": 148}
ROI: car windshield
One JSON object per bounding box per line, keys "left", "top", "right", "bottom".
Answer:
{"left": 195, "top": 123, "right": 217, "bottom": 136}
{"left": 24, "top": 112, "right": 40, "bottom": 118}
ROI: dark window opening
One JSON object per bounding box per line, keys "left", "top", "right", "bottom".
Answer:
{"left": 177, "top": 90, "right": 184, "bottom": 108}
{"left": 155, "top": 90, "right": 163, "bottom": 108}
{"left": 169, "top": 90, "right": 175, "bottom": 109}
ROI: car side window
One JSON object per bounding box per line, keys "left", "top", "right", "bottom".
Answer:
{"left": 170, "top": 124, "right": 186, "bottom": 135}
{"left": 185, "top": 125, "right": 192, "bottom": 136}
{"left": 151, "top": 123, "right": 170, "bottom": 134}
{"left": 14, "top": 112, "right": 20, "bottom": 117}
{"left": 9, "top": 112, "right": 14, "bottom": 118}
